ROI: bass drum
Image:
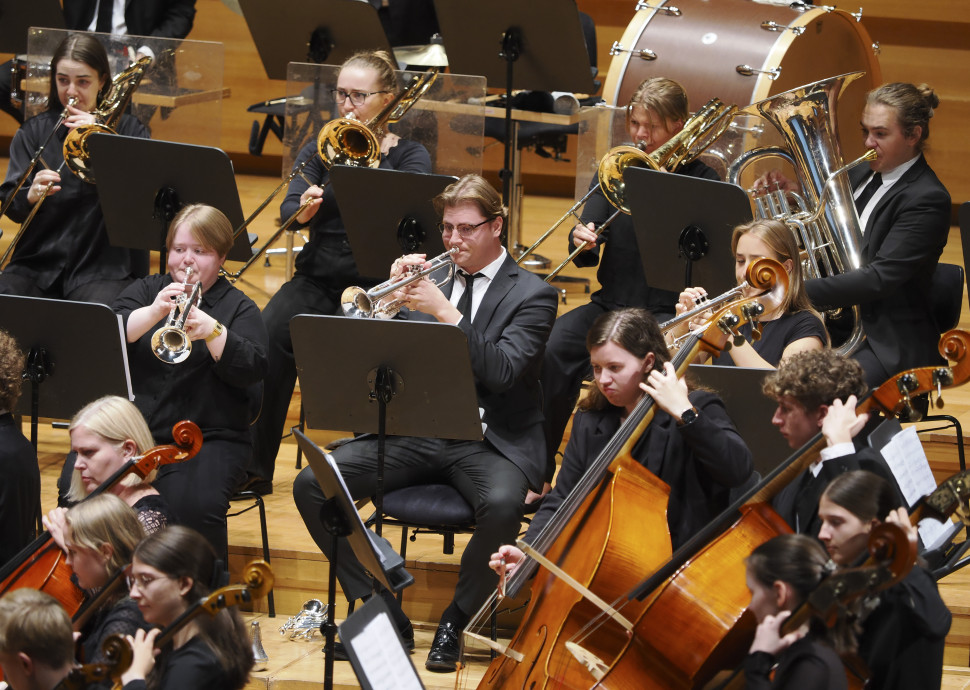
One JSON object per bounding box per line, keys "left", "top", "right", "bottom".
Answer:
{"left": 602, "top": 1, "right": 881, "bottom": 177}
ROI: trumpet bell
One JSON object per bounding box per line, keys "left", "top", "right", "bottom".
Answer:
{"left": 340, "top": 285, "right": 373, "bottom": 317}
{"left": 151, "top": 326, "right": 192, "bottom": 364}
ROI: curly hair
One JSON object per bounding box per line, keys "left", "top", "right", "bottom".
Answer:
{"left": 0, "top": 329, "right": 25, "bottom": 412}
{"left": 762, "top": 349, "right": 866, "bottom": 412}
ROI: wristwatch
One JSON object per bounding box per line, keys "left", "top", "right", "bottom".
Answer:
{"left": 206, "top": 321, "right": 225, "bottom": 343}
{"left": 679, "top": 407, "right": 699, "bottom": 426}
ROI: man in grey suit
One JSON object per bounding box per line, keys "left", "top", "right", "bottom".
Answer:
{"left": 293, "top": 174, "right": 559, "bottom": 672}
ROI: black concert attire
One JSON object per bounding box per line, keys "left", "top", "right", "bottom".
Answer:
{"left": 293, "top": 251, "right": 558, "bottom": 620}
{"left": 857, "top": 565, "right": 950, "bottom": 690}
{"left": 806, "top": 155, "right": 950, "bottom": 388}
{"left": 132, "top": 493, "right": 175, "bottom": 533}
{"left": 712, "top": 311, "right": 827, "bottom": 367}
{"left": 772, "top": 446, "right": 902, "bottom": 538}
{"left": 0, "top": 412, "right": 40, "bottom": 565}
{"left": 80, "top": 596, "right": 149, "bottom": 668}
{"left": 114, "top": 274, "right": 268, "bottom": 558}
{"left": 251, "top": 138, "right": 431, "bottom": 483}
{"left": 526, "top": 390, "right": 753, "bottom": 551}
{"left": 539, "top": 159, "right": 719, "bottom": 482}
{"left": 121, "top": 636, "right": 234, "bottom": 690}
{"left": 743, "top": 635, "right": 847, "bottom": 690}
{"left": 0, "top": 111, "right": 150, "bottom": 304}
{"left": 63, "top": 0, "right": 196, "bottom": 39}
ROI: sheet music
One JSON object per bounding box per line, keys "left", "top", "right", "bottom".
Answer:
{"left": 877, "top": 426, "right": 951, "bottom": 547}
{"left": 349, "top": 612, "right": 424, "bottom": 690}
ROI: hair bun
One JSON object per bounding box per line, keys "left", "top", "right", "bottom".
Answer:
{"left": 917, "top": 83, "right": 940, "bottom": 115}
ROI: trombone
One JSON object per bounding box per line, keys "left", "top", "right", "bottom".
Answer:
{"left": 517, "top": 98, "right": 737, "bottom": 283}
{"left": 341, "top": 247, "right": 458, "bottom": 318}
{"left": 222, "top": 68, "right": 440, "bottom": 283}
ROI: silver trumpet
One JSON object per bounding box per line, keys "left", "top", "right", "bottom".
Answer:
{"left": 341, "top": 247, "right": 459, "bottom": 318}
{"left": 151, "top": 267, "right": 203, "bottom": 364}
{"left": 659, "top": 283, "right": 749, "bottom": 334}
{"left": 279, "top": 599, "right": 328, "bottom": 641}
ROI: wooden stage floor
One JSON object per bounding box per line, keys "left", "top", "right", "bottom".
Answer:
{"left": 5, "top": 167, "right": 970, "bottom": 687}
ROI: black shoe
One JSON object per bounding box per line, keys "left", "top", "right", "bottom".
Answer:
{"left": 236, "top": 474, "right": 273, "bottom": 496}
{"left": 425, "top": 621, "right": 461, "bottom": 672}
{"left": 328, "top": 621, "right": 415, "bottom": 661}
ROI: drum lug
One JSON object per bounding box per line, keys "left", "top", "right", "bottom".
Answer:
{"left": 610, "top": 41, "right": 657, "bottom": 61}
{"left": 871, "top": 42, "right": 881, "bottom": 55}
{"left": 736, "top": 65, "right": 782, "bottom": 80}
{"left": 634, "top": 1, "right": 682, "bottom": 16}
{"left": 761, "top": 20, "right": 806, "bottom": 35}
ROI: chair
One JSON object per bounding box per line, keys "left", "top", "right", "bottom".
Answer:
{"left": 228, "top": 490, "right": 276, "bottom": 617}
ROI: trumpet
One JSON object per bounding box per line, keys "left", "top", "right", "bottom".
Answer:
{"left": 341, "top": 247, "right": 458, "bottom": 318}
{"left": 151, "top": 268, "right": 203, "bottom": 364}
{"left": 659, "top": 284, "right": 749, "bottom": 334}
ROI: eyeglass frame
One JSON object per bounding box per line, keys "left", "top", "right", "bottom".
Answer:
{"left": 330, "top": 88, "right": 390, "bottom": 106}
{"left": 437, "top": 218, "right": 495, "bottom": 238}
{"left": 126, "top": 571, "right": 177, "bottom": 591}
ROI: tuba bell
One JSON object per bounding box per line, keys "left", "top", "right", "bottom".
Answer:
{"left": 726, "top": 72, "right": 875, "bottom": 356}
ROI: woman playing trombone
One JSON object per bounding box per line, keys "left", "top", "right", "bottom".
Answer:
{"left": 251, "top": 49, "right": 432, "bottom": 489}
{"left": 0, "top": 33, "right": 150, "bottom": 304}
{"left": 114, "top": 204, "right": 268, "bottom": 558}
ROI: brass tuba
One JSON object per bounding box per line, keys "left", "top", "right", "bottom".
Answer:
{"left": 726, "top": 72, "right": 875, "bottom": 356}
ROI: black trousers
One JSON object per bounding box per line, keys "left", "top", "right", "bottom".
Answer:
{"left": 0, "top": 272, "right": 133, "bottom": 305}
{"left": 292, "top": 436, "right": 529, "bottom": 617}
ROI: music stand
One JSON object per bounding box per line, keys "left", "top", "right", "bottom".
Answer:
{"left": 291, "top": 315, "right": 482, "bottom": 537}
{"left": 295, "top": 428, "right": 414, "bottom": 690}
{"left": 0, "top": 295, "right": 131, "bottom": 446}
{"left": 433, "top": 0, "right": 594, "bottom": 208}
{"left": 329, "top": 167, "right": 456, "bottom": 281}
{"left": 86, "top": 135, "right": 251, "bottom": 270}
{"left": 0, "top": 0, "right": 64, "bottom": 55}
{"left": 625, "top": 167, "right": 752, "bottom": 293}
{"left": 338, "top": 595, "right": 425, "bottom": 690}
{"left": 239, "top": 0, "right": 391, "bottom": 80}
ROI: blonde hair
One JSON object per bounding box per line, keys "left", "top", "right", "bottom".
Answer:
{"left": 0, "top": 589, "right": 74, "bottom": 669}
{"left": 341, "top": 49, "right": 399, "bottom": 93}
{"left": 67, "top": 396, "right": 155, "bottom": 502}
{"left": 165, "top": 203, "right": 234, "bottom": 258}
{"left": 867, "top": 82, "right": 939, "bottom": 149}
{"left": 628, "top": 77, "right": 689, "bottom": 128}
{"left": 66, "top": 494, "right": 145, "bottom": 574}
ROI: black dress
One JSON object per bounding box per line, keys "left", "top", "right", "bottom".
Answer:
{"left": 712, "top": 310, "right": 828, "bottom": 366}
{"left": 121, "top": 636, "right": 235, "bottom": 690}
{"left": 743, "top": 634, "right": 847, "bottom": 689}
{"left": 0, "top": 412, "right": 39, "bottom": 565}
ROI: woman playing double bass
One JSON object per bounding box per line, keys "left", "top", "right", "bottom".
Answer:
{"left": 492, "top": 307, "right": 753, "bottom": 576}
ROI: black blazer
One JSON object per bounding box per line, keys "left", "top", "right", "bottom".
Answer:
{"left": 408, "top": 253, "right": 559, "bottom": 489}
{"left": 63, "top": 0, "right": 196, "bottom": 39}
{"left": 805, "top": 155, "right": 950, "bottom": 376}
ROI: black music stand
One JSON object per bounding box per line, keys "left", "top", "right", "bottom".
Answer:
{"left": 86, "top": 135, "right": 250, "bottom": 271}
{"left": 433, "top": 0, "right": 594, "bottom": 209}
{"left": 295, "top": 428, "right": 414, "bottom": 690}
{"left": 290, "top": 315, "right": 482, "bottom": 537}
{"left": 0, "top": 0, "right": 65, "bottom": 54}
{"left": 0, "top": 296, "right": 131, "bottom": 446}
{"left": 338, "top": 595, "right": 426, "bottom": 690}
{"left": 329, "top": 167, "right": 456, "bottom": 281}
{"left": 625, "top": 167, "right": 752, "bottom": 293}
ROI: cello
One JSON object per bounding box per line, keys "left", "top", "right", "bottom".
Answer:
{"left": 0, "top": 420, "right": 202, "bottom": 616}
{"left": 466, "top": 259, "right": 788, "bottom": 688}
{"left": 585, "top": 329, "right": 970, "bottom": 689}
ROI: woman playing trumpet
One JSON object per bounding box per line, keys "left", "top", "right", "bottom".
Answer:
{"left": 0, "top": 33, "right": 150, "bottom": 304}
{"left": 674, "top": 219, "right": 826, "bottom": 367}
{"left": 251, "top": 49, "right": 433, "bottom": 489}
{"left": 114, "top": 204, "right": 268, "bottom": 558}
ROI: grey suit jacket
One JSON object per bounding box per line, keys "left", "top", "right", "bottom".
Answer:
{"left": 806, "top": 155, "right": 950, "bottom": 376}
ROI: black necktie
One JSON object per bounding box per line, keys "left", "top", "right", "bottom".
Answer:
{"left": 96, "top": 0, "right": 114, "bottom": 32}
{"left": 854, "top": 172, "right": 883, "bottom": 215}
{"left": 457, "top": 271, "right": 482, "bottom": 318}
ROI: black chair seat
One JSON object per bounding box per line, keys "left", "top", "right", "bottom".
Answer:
{"left": 381, "top": 484, "right": 474, "bottom": 527}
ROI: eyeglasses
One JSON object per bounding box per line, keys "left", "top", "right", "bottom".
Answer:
{"left": 126, "top": 572, "right": 175, "bottom": 591}
{"left": 330, "top": 88, "right": 389, "bottom": 106}
{"left": 438, "top": 218, "right": 493, "bottom": 237}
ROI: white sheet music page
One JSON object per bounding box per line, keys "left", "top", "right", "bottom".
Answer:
{"left": 349, "top": 612, "right": 424, "bottom": 690}
{"left": 878, "top": 426, "right": 951, "bottom": 547}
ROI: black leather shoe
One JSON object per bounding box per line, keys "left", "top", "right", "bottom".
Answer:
{"left": 329, "top": 621, "right": 415, "bottom": 661}
{"left": 425, "top": 621, "right": 461, "bottom": 672}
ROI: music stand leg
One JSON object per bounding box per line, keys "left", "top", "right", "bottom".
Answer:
{"left": 319, "top": 497, "right": 352, "bottom": 690}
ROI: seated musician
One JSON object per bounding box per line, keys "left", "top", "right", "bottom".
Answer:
{"left": 758, "top": 82, "right": 950, "bottom": 388}
{"left": 762, "top": 349, "right": 901, "bottom": 536}
{"left": 742, "top": 534, "right": 854, "bottom": 689}
{"left": 114, "top": 204, "right": 268, "bottom": 559}
{"left": 539, "top": 76, "right": 721, "bottom": 495}
{"left": 44, "top": 494, "right": 149, "bottom": 674}
{"left": 818, "top": 470, "right": 950, "bottom": 690}
{"left": 0, "top": 328, "right": 40, "bottom": 566}
{"left": 55, "top": 395, "right": 174, "bottom": 533}
{"left": 491, "top": 307, "right": 754, "bottom": 577}
{"left": 292, "top": 174, "right": 559, "bottom": 672}
{"left": 673, "top": 219, "right": 827, "bottom": 367}
{"left": 120, "top": 526, "right": 253, "bottom": 689}
{"left": 251, "top": 49, "right": 433, "bottom": 491}
{"left": 0, "top": 589, "right": 75, "bottom": 690}
{"left": 0, "top": 33, "right": 150, "bottom": 305}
